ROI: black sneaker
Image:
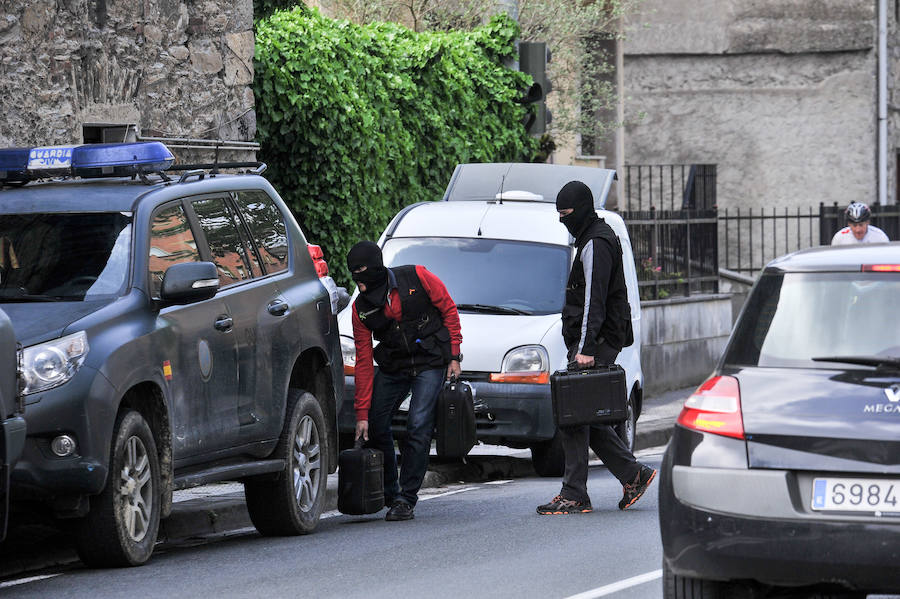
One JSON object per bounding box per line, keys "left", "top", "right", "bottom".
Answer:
{"left": 536, "top": 494, "right": 592, "bottom": 515}
{"left": 618, "top": 466, "right": 657, "bottom": 510}
{"left": 385, "top": 499, "right": 414, "bottom": 521}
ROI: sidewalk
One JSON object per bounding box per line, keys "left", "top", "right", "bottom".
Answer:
{"left": 0, "top": 385, "right": 695, "bottom": 579}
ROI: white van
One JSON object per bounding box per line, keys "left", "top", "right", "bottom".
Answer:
{"left": 338, "top": 163, "right": 644, "bottom": 476}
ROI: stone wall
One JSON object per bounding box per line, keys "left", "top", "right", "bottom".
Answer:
{"left": 623, "top": 0, "right": 880, "bottom": 212}
{"left": 640, "top": 294, "right": 733, "bottom": 394}
{"left": 0, "top": 0, "right": 256, "bottom": 163}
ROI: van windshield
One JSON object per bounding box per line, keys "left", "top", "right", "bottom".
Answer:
{"left": 0, "top": 212, "right": 132, "bottom": 302}
{"left": 723, "top": 271, "right": 900, "bottom": 368}
{"left": 381, "top": 237, "right": 570, "bottom": 315}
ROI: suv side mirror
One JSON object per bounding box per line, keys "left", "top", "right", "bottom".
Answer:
{"left": 160, "top": 262, "right": 219, "bottom": 305}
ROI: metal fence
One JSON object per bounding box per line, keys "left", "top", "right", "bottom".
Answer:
{"left": 720, "top": 203, "right": 900, "bottom": 276}
{"left": 622, "top": 208, "right": 719, "bottom": 301}
{"left": 622, "top": 164, "right": 717, "bottom": 212}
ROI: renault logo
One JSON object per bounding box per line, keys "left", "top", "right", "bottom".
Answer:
{"left": 885, "top": 385, "right": 900, "bottom": 403}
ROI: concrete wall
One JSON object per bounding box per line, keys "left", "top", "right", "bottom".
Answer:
{"left": 623, "top": 0, "right": 879, "bottom": 211}
{"left": 640, "top": 294, "right": 733, "bottom": 394}
{"left": 0, "top": 0, "right": 256, "bottom": 163}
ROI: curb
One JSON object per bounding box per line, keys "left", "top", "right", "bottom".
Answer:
{"left": 1, "top": 422, "right": 675, "bottom": 579}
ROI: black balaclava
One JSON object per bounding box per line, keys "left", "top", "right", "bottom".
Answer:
{"left": 347, "top": 241, "right": 389, "bottom": 306}
{"left": 556, "top": 180, "right": 598, "bottom": 239}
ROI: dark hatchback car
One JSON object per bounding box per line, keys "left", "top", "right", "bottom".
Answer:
{"left": 0, "top": 142, "right": 345, "bottom": 566}
{"left": 660, "top": 243, "right": 900, "bottom": 597}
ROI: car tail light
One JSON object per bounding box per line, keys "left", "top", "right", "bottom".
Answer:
{"left": 862, "top": 264, "right": 900, "bottom": 272}
{"left": 489, "top": 372, "right": 550, "bottom": 384}
{"left": 676, "top": 375, "right": 745, "bottom": 439}
{"left": 307, "top": 244, "right": 329, "bottom": 277}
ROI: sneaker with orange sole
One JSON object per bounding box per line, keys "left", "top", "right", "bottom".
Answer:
{"left": 536, "top": 494, "right": 592, "bottom": 515}
{"left": 618, "top": 466, "right": 657, "bottom": 510}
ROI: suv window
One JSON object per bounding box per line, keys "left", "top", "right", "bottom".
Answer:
{"left": 191, "top": 197, "right": 260, "bottom": 287}
{"left": 234, "top": 191, "right": 289, "bottom": 274}
{"left": 0, "top": 212, "right": 132, "bottom": 302}
{"left": 149, "top": 204, "right": 201, "bottom": 298}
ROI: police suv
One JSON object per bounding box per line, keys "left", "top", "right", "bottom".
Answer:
{"left": 0, "top": 142, "right": 345, "bottom": 566}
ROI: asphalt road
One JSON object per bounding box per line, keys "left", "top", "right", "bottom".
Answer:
{"left": 0, "top": 451, "right": 667, "bottom": 599}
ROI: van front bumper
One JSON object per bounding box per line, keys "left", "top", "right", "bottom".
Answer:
{"left": 339, "top": 375, "right": 555, "bottom": 446}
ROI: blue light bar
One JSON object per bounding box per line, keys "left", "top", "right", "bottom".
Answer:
{"left": 72, "top": 142, "right": 175, "bottom": 178}
{"left": 0, "top": 141, "right": 175, "bottom": 184}
{"left": 0, "top": 148, "right": 32, "bottom": 183}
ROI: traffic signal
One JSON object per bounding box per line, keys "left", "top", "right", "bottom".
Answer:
{"left": 518, "top": 41, "right": 552, "bottom": 135}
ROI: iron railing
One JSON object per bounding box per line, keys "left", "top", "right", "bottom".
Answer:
{"left": 622, "top": 208, "right": 719, "bottom": 301}
{"left": 623, "top": 164, "right": 717, "bottom": 212}
{"left": 720, "top": 203, "right": 900, "bottom": 276}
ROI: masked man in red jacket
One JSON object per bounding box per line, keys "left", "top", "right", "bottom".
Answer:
{"left": 348, "top": 241, "right": 462, "bottom": 521}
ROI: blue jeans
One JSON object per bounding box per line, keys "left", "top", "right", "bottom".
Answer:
{"left": 367, "top": 367, "right": 444, "bottom": 507}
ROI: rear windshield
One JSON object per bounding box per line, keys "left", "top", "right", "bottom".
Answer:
{"left": 381, "top": 237, "right": 571, "bottom": 315}
{"left": 724, "top": 271, "right": 900, "bottom": 368}
{"left": 0, "top": 212, "right": 132, "bottom": 302}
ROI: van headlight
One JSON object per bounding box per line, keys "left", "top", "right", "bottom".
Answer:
{"left": 21, "top": 331, "right": 89, "bottom": 395}
{"left": 490, "top": 345, "right": 550, "bottom": 384}
{"left": 340, "top": 335, "right": 356, "bottom": 375}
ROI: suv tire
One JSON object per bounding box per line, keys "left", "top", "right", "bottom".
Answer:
{"left": 245, "top": 389, "right": 328, "bottom": 535}
{"left": 75, "top": 409, "right": 161, "bottom": 567}
{"left": 530, "top": 431, "right": 564, "bottom": 477}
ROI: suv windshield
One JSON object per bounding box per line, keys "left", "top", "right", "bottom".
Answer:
{"left": 381, "top": 237, "right": 570, "bottom": 315}
{"left": 0, "top": 212, "right": 132, "bottom": 302}
{"left": 724, "top": 271, "right": 900, "bottom": 368}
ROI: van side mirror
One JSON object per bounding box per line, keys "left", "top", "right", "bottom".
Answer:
{"left": 160, "top": 262, "right": 219, "bottom": 305}
{"left": 336, "top": 286, "right": 350, "bottom": 313}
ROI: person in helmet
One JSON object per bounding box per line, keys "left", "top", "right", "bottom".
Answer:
{"left": 831, "top": 202, "right": 890, "bottom": 245}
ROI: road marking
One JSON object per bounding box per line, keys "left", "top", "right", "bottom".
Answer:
{"left": 419, "top": 487, "right": 478, "bottom": 501}
{"left": 563, "top": 570, "right": 662, "bottom": 599}
{"left": 0, "top": 574, "right": 62, "bottom": 589}
{"left": 483, "top": 480, "right": 513, "bottom": 485}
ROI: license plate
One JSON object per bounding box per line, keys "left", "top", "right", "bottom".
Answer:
{"left": 811, "top": 477, "right": 900, "bottom": 513}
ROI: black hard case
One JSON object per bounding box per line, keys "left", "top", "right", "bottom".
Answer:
{"left": 337, "top": 444, "right": 385, "bottom": 515}
{"left": 435, "top": 378, "right": 476, "bottom": 458}
{"left": 550, "top": 364, "right": 627, "bottom": 427}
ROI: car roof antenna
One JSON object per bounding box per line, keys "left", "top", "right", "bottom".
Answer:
{"left": 498, "top": 174, "right": 505, "bottom": 205}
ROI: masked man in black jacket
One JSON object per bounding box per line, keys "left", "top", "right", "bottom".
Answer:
{"left": 348, "top": 241, "right": 462, "bottom": 521}
{"left": 537, "top": 181, "right": 657, "bottom": 515}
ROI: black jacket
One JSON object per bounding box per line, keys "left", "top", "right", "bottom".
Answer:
{"left": 561, "top": 218, "right": 633, "bottom": 355}
{"left": 354, "top": 265, "right": 451, "bottom": 373}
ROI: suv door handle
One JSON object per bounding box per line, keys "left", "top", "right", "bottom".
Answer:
{"left": 267, "top": 299, "right": 289, "bottom": 316}
{"left": 214, "top": 315, "right": 233, "bottom": 331}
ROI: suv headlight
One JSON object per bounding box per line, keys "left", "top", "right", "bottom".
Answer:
{"left": 340, "top": 335, "right": 356, "bottom": 375}
{"left": 490, "top": 345, "right": 550, "bottom": 384}
{"left": 21, "top": 331, "right": 89, "bottom": 395}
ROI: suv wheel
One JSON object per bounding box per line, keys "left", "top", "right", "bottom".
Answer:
{"left": 245, "top": 389, "right": 328, "bottom": 535}
{"left": 615, "top": 390, "right": 637, "bottom": 452}
{"left": 75, "top": 409, "right": 161, "bottom": 567}
{"left": 530, "top": 431, "right": 564, "bottom": 477}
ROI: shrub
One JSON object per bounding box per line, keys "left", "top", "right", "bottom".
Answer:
{"left": 254, "top": 8, "right": 538, "bottom": 285}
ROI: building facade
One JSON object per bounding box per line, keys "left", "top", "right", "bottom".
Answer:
{"left": 622, "top": 0, "right": 884, "bottom": 212}
{"left": 0, "top": 0, "right": 257, "bottom": 163}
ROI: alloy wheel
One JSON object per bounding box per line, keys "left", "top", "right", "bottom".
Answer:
{"left": 117, "top": 435, "right": 153, "bottom": 542}
{"left": 292, "top": 415, "right": 321, "bottom": 512}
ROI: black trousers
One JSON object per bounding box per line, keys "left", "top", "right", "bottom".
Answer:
{"left": 559, "top": 343, "right": 641, "bottom": 503}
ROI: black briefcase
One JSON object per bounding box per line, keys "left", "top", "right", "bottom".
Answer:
{"left": 337, "top": 441, "right": 384, "bottom": 515}
{"left": 550, "top": 364, "right": 627, "bottom": 427}
{"left": 435, "top": 378, "right": 477, "bottom": 458}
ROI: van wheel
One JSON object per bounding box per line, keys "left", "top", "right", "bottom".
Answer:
{"left": 615, "top": 390, "right": 637, "bottom": 452}
{"left": 663, "top": 562, "right": 760, "bottom": 599}
{"left": 245, "top": 389, "right": 328, "bottom": 535}
{"left": 75, "top": 409, "right": 161, "bottom": 567}
{"left": 530, "top": 431, "right": 564, "bottom": 477}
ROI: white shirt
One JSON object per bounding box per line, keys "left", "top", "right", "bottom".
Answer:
{"left": 831, "top": 225, "right": 890, "bottom": 246}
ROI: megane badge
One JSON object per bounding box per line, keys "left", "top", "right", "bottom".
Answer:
{"left": 885, "top": 385, "right": 900, "bottom": 403}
